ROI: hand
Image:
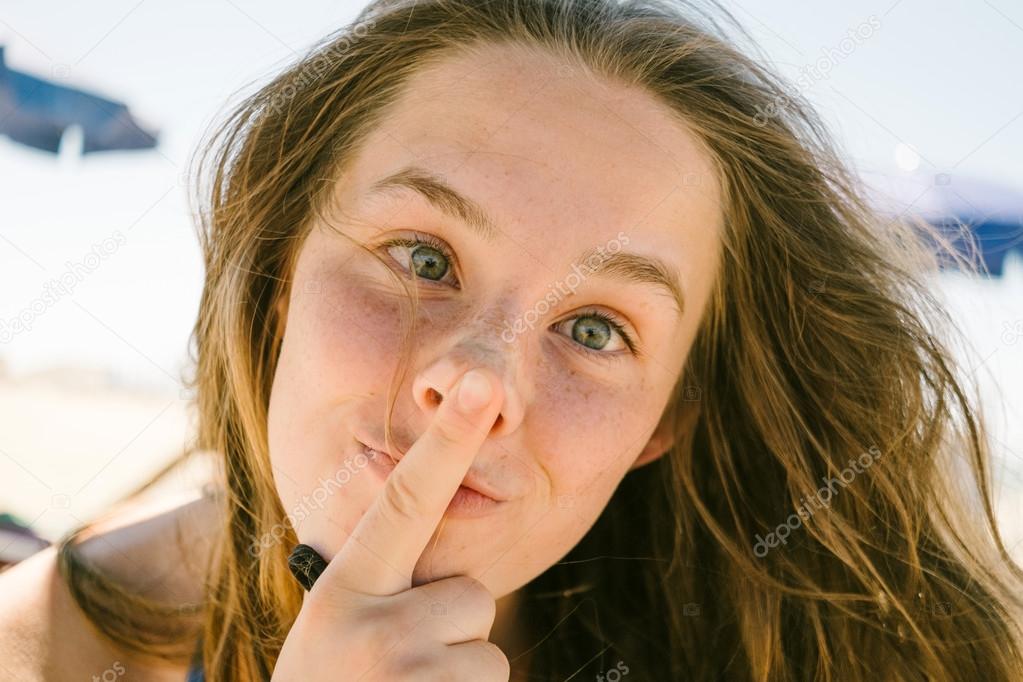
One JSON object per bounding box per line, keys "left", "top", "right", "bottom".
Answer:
{"left": 271, "top": 368, "right": 511, "bottom": 681}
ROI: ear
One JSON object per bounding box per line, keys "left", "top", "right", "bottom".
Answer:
{"left": 629, "top": 415, "right": 676, "bottom": 471}
{"left": 273, "top": 291, "right": 290, "bottom": 342}
{"left": 630, "top": 435, "right": 672, "bottom": 470}
{"left": 629, "top": 401, "right": 700, "bottom": 471}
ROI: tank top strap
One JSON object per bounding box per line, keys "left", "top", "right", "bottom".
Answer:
{"left": 185, "top": 635, "right": 205, "bottom": 681}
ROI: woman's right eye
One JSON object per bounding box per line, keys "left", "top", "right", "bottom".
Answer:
{"left": 380, "top": 233, "right": 461, "bottom": 289}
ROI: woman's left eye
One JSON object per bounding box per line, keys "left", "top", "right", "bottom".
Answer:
{"left": 552, "top": 310, "right": 636, "bottom": 360}
{"left": 380, "top": 233, "right": 460, "bottom": 288}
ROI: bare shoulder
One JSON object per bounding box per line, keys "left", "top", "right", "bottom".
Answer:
{"left": 0, "top": 491, "right": 222, "bottom": 681}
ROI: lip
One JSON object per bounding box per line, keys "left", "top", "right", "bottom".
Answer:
{"left": 356, "top": 437, "right": 511, "bottom": 515}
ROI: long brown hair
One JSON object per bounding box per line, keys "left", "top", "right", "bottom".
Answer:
{"left": 58, "top": 0, "right": 1023, "bottom": 679}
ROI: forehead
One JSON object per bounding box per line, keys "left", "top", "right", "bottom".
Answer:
{"left": 334, "top": 42, "right": 722, "bottom": 315}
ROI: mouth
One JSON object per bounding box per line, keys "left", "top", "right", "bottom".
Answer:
{"left": 356, "top": 437, "right": 510, "bottom": 505}
{"left": 360, "top": 442, "right": 399, "bottom": 468}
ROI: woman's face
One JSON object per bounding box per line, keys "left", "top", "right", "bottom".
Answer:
{"left": 266, "top": 44, "right": 722, "bottom": 599}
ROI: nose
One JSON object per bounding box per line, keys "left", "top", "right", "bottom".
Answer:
{"left": 411, "top": 349, "right": 526, "bottom": 439}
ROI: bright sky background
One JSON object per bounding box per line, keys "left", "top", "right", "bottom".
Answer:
{"left": 1, "top": 0, "right": 1020, "bottom": 386}
{"left": 0, "top": 0, "right": 1021, "bottom": 544}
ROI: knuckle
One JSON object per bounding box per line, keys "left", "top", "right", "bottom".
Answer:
{"left": 357, "top": 602, "right": 411, "bottom": 659}
{"left": 434, "top": 410, "right": 480, "bottom": 446}
{"left": 389, "top": 592, "right": 435, "bottom": 633}
{"left": 450, "top": 576, "right": 495, "bottom": 618}
{"left": 386, "top": 650, "right": 440, "bottom": 678}
{"left": 479, "top": 641, "right": 511, "bottom": 678}
{"left": 380, "top": 466, "right": 428, "bottom": 520}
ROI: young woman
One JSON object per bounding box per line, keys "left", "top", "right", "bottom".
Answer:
{"left": 3, "top": 0, "right": 1022, "bottom": 679}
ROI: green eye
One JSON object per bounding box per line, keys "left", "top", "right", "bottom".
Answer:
{"left": 572, "top": 315, "right": 613, "bottom": 350}
{"left": 553, "top": 309, "right": 635, "bottom": 360}
{"left": 409, "top": 244, "right": 448, "bottom": 281}
{"left": 381, "top": 233, "right": 459, "bottom": 287}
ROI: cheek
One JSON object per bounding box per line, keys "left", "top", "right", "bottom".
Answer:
{"left": 266, "top": 266, "right": 406, "bottom": 510}
{"left": 531, "top": 363, "right": 663, "bottom": 500}
{"left": 501, "top": 374, "right": 663, "bottom": 576}
{"left": 287, "top": 258, "right": 473, "bottom": 395}
{"left": 307, "top": 273, "right": 407, "bottom": 392}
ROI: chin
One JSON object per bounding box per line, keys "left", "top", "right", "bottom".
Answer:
{"left": 411, "top": 559, "right": 476, "bottom": 588}
{"left": 410, "top": 555, "right": 492, "bottom": 587}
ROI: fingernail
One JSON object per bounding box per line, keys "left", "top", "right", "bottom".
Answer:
{"left": 456, "top": 369, "right": 493, "bottom": 413}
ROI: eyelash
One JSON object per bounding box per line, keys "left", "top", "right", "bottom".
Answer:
{"left": 380, "top": 232, "right": 462, "bottom": 289}
{"left": 378, "top": 232, "right": 638, "bottom": 361}
{"left": 562, "top": 308, "right": 636, "bottom": 363}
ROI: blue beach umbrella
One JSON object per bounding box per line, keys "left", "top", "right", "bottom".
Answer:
{"left": 0, "top": 45, "right": 158, "bottom": 154}
{"left": 868, "top": 170, "right": 1023, "bottom": 277}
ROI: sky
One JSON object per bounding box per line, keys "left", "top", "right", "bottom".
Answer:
{"left": 0, "top": 0, "right": 1020, "bottom": 390}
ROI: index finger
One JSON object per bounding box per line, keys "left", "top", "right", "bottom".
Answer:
{"left": 321, "top": 368, "right": 503, "bottom": 596}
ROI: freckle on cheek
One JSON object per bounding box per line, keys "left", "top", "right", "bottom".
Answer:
{"left": 321, "top": 281, "right": 404, "bottom": 349}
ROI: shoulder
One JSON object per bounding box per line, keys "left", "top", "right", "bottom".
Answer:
{"left": 73, "top": 489, "right": 223, "bottom": 605}
{"left": 0, "top": 491, "right": 222, "bottom": 681}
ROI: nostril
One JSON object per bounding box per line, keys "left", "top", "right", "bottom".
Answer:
{"left": 491, "top": 413, "right": 504, "bottom": 432}
{"left": 426, "top": 387, "right": 443, "bottom": 407}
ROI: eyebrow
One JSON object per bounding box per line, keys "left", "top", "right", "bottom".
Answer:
{"left": 570, "top": 246, "right": 686, "bottom": 318}
{"left": 367, "top": 164, "right": 686, "bottom": 318}
{"left": 367, "top": 166, "right": 500, "bottom": 242}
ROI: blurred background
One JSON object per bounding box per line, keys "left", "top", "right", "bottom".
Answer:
{"left": 0, "top": 0, "right": 1020, "bottom": 563}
